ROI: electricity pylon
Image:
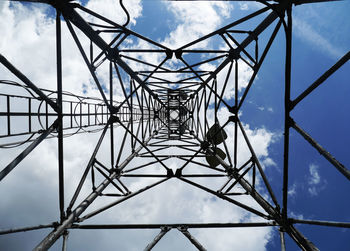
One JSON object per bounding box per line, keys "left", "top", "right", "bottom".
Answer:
{"left": 0, "top": 0, "right": 349, "bottom": 250}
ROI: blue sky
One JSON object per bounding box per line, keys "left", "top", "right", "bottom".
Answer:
{"left": 0, "top": 0, "right": 349, "bottom": 250}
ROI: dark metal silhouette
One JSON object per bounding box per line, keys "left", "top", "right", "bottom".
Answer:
{"left": 0, "top": 0, "right": 349, "bottom": 250}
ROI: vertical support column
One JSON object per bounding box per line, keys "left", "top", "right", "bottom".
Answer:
{"left": 234, "top": 59, "right": 238, "bottom": 169}
{"left": 130, "top": 79, "right": 134, "bottom": 152}
{"left": 6, "top": 96, "right": 10, "bottom": 136}
{"left": 62, "top": 231, "right": 69, "bottom": 251}
{"left": 204, "top": 86, "right": 208, "bottom": 132}
{"left": 141, "top": 88, "right": 144, "bottom": 141}
{"left": 282, "top": 6, "right": 292, "bottom": 221}
{"left": 28, "top": 98, "right": 32, "bottom": 133}
{"left": 56, "top": 10, "right": 65, "bottom": 221}
{"left": 144, "top": 227, "right": 170, "bottom": 251}
{"left": 109, "top": 62, "right": 115, "bottom": 168}
{"left": 280, "top": 229, "right": 286, "bottom": 251}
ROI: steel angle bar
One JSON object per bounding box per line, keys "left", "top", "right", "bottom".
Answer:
{"left": 291, "top": 51, "right": 350, "bottom": 109}
{"left": 224, "top": 163, "right": 254, "bottom": 194}
{"left": 57, "top": 3, "right": 166, "bottom": 106}
{"left": 94, "top": 165, "right": 125, "bottom": 195}
{"left": 178, "top": 177, "right": 268, "bottom": 219}
{"left": 178, "top": 227, "right": 207, "bottom": 251}
{"left": 178, "top": 147, "right": 205, "bottom": 171}
{"left": 114, "top": 63, "right": 131, "bottom": 109}
{"left": 66, "top": 122, "right": 110, "bottom": 212}
{"left": 71, "top": 222, "right": 276, "bottom": 230}
{"left": 144, "top": 227, "right": 170, "bottom": 251}
{"left": 0, "top": 119, "right": 59, "bottom": 181}
{"left": 177, "top": 54, "right": 227, "bottom": 72}
{"left": 234, "top": 61, "right": 238, "bottom": 169}
{"left": 34, "top": 134, "right": 155, "bottom": 251}
{"left": 64, "top": 19, "right": 112, "bottom": 112}
{"left": 280, "top": 230, "right": 286, "bottom": 251}
{"left": 0, "top": 223, "right": 56, "bottom": 235}
{"left": 182, "top": 174, "right": 227, "bottom": 178}
{"left": 109, "top": 62, "right": 115, "bottom": 168}
{"left": 79, "top": 177, "right": 169, "bottom": 222}
{"left": 217, "top": 60, "right": 233, "bottom": 108}
{"left": 122, "top": 174, "right": 168, "bottom": 178}
{"left": 178, "top": 6, "right": 270, "bottom": 51}
{"left": 237, "top": 19, "right": 283, "bottom": 110}
{"left": 203, "top": 146, "right": 319, "bottom": 251}
{"left": 123, "top": 158, "right": 170, "bottom": 173}
{"left": 120, "top": 54, "right": 170, "bottom": 72}
{"left": 62, "top": 231, "right": 69, "bottom": 251}
{"left": 191, "top": 6, "right": 280, "bottom": 98}
{"left": 73, "top": 4, "right": 169, "bottom": 50}
{"left": 176, "top": 157, "right": 225, "bottom": 172}
{"left": 56, "top": 10, "right": 65, "bottom": 221}
{"left": 282, "top": 6, "right": 292, "bottom": 221}
{"left": 225, "top": 32, "right": 256, "bottom": 64}
{"left": 290, "top": 120, "right": 350, "bottom": 181}
{"left": 290, "top": 219, "right": 350, "bottom": 228}
{"left": 138, "top": 146, "right": 171, "bottom": 155}
{"left": 236, "top": 118, "right": 280, "bottom": 207}
{"left": 0, "top": 54, "right": 59, "bottom": 113}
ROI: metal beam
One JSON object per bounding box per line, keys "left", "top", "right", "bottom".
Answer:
{"left": 0, "top": 120, "right": 58, "bottom": 181}
{"left": 34, "top": 133, "right": 155, "bottom": 251}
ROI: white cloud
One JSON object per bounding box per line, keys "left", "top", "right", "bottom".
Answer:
{"left": 288, "top": 183, "right": 297, "bottom": 197}
{"left": 293, "top": 17, "right": 344, "bottom": 59}
{"left": 239, "top": 3, "right": 249, "bottom": 11}
{"left": 307, "top": 164, "right": 326, "bottom": 196}
{"left": 290, "top": 211, "right": 304, "bottom": 220}
{"left": 85, "top": 0, "right": 142, "bottom": 27}
{"left": 262, "top": 157, "right": 277, "bottom": 168}
{"left": 308, "top": 164, "right": 320, "bottom": 185}
{"left": 162, "top": 2, "right": 233, "bottom": 49}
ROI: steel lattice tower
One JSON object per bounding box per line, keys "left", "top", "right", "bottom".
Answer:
{"left": 0, "top": 0, "right": 349, "bottom": 250}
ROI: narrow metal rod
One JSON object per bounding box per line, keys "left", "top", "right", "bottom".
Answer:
{"left": 0, "top": 120, "right": 58, "bottom": 181}
{"left": 234, "top": 60, "right": 238, "bottom": 168}
{"left": 62, "top": 231, "right": 69, "bottom": 251}
{"left": 179, "top": 177, "right": 268, "bottom": 219}
{"left": 203, "top": 143, "right": 318, "bottom": 250}
{"left": 7, "top": 96, "right": 10, "bottom": 135}
{"left": 290, "top": 219, "right": 350, "bottom": 228}
{"left": 291, "top": 51, "right": 350, "bottom": 109}
{"left": 109, "top": 62, "right": 115, "bottom": 167}
{"left": 59, "top": 3, "right": 164, "bottom": 106}
{"left": 65, "top": 19, "right": 112, "bottom": 112}
{"left": 224, "top": 164, "right": 253, "bottom": 193}
{"left": 291, "top": 120, "right": 350, "bottom": 180}
{"left": 115, "top": 121, "right": 131, "bottom": 167}
{"left": 56, "top": 10, "right": 65, "bottom": 221}
{"left": 237, "top": 118, "right": 280, "bottom": 207}
{"left": 79, "top": 177, "right": 169, "bottom": 221}
{"left": 0, "top": 223, "right": 56, "bottom": 235}
{"left": 118, "top": 121, "right": 169, "bottom": 170}
{"left": 144, "top": 227, "right": 170, "bottom": 251}
{"left": 34, "top": 134, "right": 154, "bottom": 251}
{"left": 282, "top": 6, "right": 292, "bottom": 220}
{"left": 178, "top": 227, "right": 207, "bottom": 251}
{"left": 178, "top": 6, "right": 270, "bottom": 50}
{"left": 280, "top": 230, "right": 286, "bottom": 251}
{"left": 114, "top": 63, "right": 131, "bottom": 109}
{"left": 237, "top": 19, "right": 282, "bottom": 110}
{"left": 0, "top": 54, "right": 59, "bottom": 112}
{"left": 71, "top": 222, "right": 276, "bottom": 229}
{"left": 192, "top": 7, "right": 279, "bottom": 96}
{"left": 67, "top": 122, "right": 110, "bottom": 212}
